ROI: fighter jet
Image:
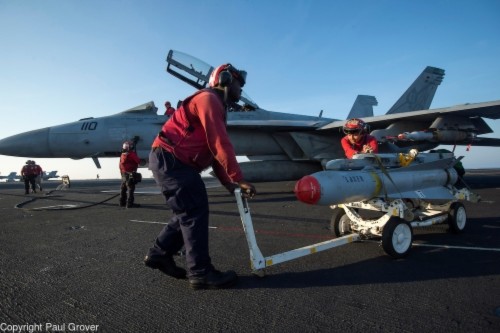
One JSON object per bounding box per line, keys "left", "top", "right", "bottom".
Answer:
{"left": 42, "top": 171, "right": 60, "bottom": 180}
{"left": 0, "top": 50, "right": 499, "bottom": 182}
{"left": 0, "top": 172, "right": 21, "bottom": 182}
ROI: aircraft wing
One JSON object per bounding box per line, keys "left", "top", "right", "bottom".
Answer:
{"left": 321, "top": 100, "right": 500, "bottom": 131}
{"left": 319, "top": 100, "right": 500, "bottom": 147}
{"left": 227, "top": 108, "right": 333, "bottom": 130}
{"left": 464, "top": 137, "right": 500, "bottom": 146}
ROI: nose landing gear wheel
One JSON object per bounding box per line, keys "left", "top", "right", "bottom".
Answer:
{"left": 382, "top": 217, "right": 413, "bottom": 258}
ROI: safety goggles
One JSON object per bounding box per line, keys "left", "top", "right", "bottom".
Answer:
{"left": 227, "top": 65, "right": 247, "bottom": 87}
{"left": 343, "top": 128, "right": 363, "bottom": 135}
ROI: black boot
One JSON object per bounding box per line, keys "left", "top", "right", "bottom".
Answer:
{"left": 126, "top": 202, "right": 140, "bottom": 208}
{"left": 189, "top": 269, "right": 238, "bottom": 290}
{"left": 144, "top": 255, "right": 186, "bottom": 279}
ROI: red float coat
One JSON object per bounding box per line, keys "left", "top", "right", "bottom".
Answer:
{"left": 152, "top": 89, "right": 243, "bottom": 186}
{"left": 341, "top": 134, "right": 379, "bottom": 159}
{"left": 164, "top": 106, "right": 176, "bottom": 116}
{"left": 34, "top": 165, "right": 43, "bottom": 176}
{"left": 21, "top": 164, "right": 37, "bottom": 176}
{"left": 119, "top": 151, "right": 140, "bottom": 173}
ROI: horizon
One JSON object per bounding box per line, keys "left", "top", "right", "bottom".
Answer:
{"left": 1, "top": 1, "right": 499, "bottom": 178}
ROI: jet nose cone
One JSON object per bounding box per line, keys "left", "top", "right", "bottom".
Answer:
{"left": 0, "top": 128, "right": 51, "bottom": 157}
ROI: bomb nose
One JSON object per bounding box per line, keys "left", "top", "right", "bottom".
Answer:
{"left": 294, "top": 175, "right": 321, "bottom": 205}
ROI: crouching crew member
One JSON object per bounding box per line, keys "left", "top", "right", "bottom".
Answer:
{"left": 341, "top": 118, "right": 379, "bottom": 159}
{"left": 119, "top": 141, "right": 141, "bottom": 208}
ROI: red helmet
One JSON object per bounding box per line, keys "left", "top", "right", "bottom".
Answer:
{"left": 343, "top": 118, "right": 368, "bottom": 134}
{"left": 209, "top": 63, "right": 247, "bottom": 88}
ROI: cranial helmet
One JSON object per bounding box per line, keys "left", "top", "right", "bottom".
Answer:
{"left": 343, "top": 118, "right": 368, "bottom": 134}
{"left": 208, "top": 63, "right": 247, "bottom": 88}
{"left": 122, "top": 141, "right": 132, "bottom": 151}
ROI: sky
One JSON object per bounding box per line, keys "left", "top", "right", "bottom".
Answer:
{"left": 0, "top": 0, "right": 499, "bottom": 180}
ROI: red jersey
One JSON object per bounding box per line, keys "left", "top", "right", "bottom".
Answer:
{"left": 21, "top": 164, "right": 37, "bottom": 176}
{"left": 341, "top": 134, "right": 379, "bottom": 159}
{"left": 34, "top": 165, "right": 43, "bottom": 175}
{"left": 119, "top": 151, "right": 140, "bottom": 173}
{"left": 164, "top": 107, "right": 176, "bottom": 116}
{"left": 152, "top": 89, "right": 242, "bottom": 185}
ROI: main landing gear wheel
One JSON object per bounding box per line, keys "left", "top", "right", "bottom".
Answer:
{"left": 448, "top": 202, "right": 467, "bottom": 234}
{"left": 330, "top": 207, "right": 352, "bottom": 237}
{"left": 382, "top": 217, "right": 413, "bottom": 259}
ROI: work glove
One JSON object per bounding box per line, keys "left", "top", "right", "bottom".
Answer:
{"left": 362, "top": 145, "right": 373, "bottom": 153}
{"left": 224, "top": 181, "right": 257, "bottom": 198}
{"left": 224, "top": 182, "right": 239, "bottom": 194}
{"left": 238, "top": 180, "right": 256, "bottom": 198}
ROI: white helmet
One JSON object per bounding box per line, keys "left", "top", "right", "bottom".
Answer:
{"left": 122, "top": 141, "right": 131, "bottom": 151}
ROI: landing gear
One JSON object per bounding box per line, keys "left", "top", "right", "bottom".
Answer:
{"left": 381, "top": 217, "right": 413, "bottom": 259}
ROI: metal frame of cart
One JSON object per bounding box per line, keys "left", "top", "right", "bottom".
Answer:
{"left": 234, "top": 186, "right": 477, "bottom": 274}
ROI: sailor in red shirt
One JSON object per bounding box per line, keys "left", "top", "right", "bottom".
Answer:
{"left": 164, "top": 101, "right": 176, "bottom": 116}
{"left": 20, "top": 160, "right": 37, "bottom": 194}
{"left": 144, "top": 63, "right": 256, "bottom": 289}
{"left": 341, "top": 118, "right": 379, "bottom": 159}
{"left": 119, "top": 141, "right": 141, "bottom": 208}
{"left": 32, "top": 160, "right": 43, "bottom": 192}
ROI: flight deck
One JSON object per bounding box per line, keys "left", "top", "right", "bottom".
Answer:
{"left": 0, "top": 170, "right": 499, "bottom": 332}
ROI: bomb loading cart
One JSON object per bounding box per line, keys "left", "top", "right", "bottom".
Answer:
{"left": 236, "top": 151, "right": 480, "bottom": 274}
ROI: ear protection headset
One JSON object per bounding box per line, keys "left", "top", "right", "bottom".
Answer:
{"left": 209, "top": 64, "right": 246, "bottom": 88}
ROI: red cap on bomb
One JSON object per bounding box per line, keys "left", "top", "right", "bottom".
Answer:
{"left": 294, "top": 175, "right": 321, "bottom": 205}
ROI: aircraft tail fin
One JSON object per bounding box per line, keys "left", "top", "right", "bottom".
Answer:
{"left": 39, "top": 171, "right": 60, "bottom": 181}
{"left": 347, "top": 95, "right": 378, "bottom": 119}
{"left": 386, "top": 66, "right": 445, "bottom": 115}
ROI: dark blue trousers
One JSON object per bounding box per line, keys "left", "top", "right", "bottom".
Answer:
{"left": 24, "top": 175, "right": 36, "bottom": 193}
{"left": 119, "top": 173, "right": 136, "bottom": 206}
{"left": 147, "top": 148, "right": 212, "bottom": 277}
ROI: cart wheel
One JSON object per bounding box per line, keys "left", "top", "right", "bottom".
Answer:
{"left": 330, "top": 207, "right": 352, "bottom": 237}
{"left": 382, "top": 217, "right": 413, "bottom": 259}
{"left": 448, "top": 202, "right": 466, "bottom": 233}
{"left": 252, "top": 270, "right": 266, "bottom": 278}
